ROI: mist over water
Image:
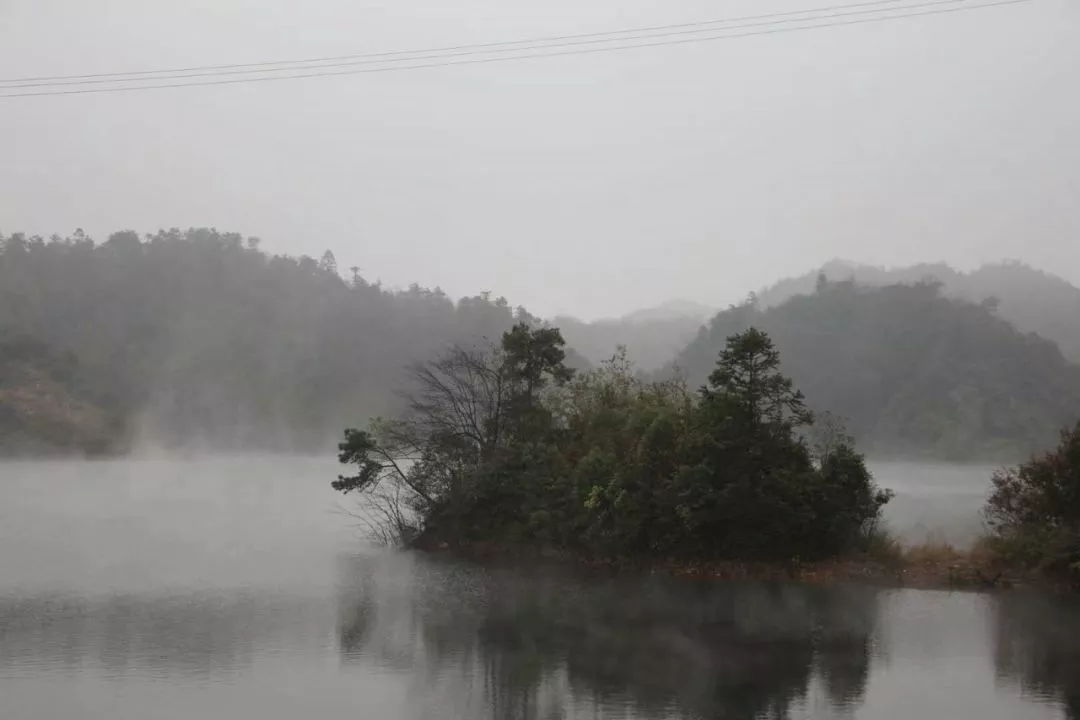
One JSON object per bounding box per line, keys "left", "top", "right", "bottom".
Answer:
{"left": 1, "top": 456, "right": 1077, "bottom": 719}
{"left": 2, "top": 0, "right": 1077, "bottom": 714}
{"left": 872, "top": 461, "right": 999, "bottom": 547}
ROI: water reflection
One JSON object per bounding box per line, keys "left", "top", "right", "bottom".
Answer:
{"left": 1, "top": 549, "right": 1077, "bottom": 720}
{"left": 994, "top": 592, "right": 1080, "bottom": 719}
{"left": 0, "top": 590, "right": 333, "bottom": 679}
{"left": 5, "top": 459, "right": 1074, "bottom": 719}
{"left": 336, "top": 554, "right": 882, "bottom": 719}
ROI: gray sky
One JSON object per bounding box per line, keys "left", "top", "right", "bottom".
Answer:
{"left": 1, "top": 0, "right": 1076, "bottom": 320}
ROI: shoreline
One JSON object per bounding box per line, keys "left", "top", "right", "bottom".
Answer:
{"left": 420, "top": 543, "right": 1075, "bottom": 593}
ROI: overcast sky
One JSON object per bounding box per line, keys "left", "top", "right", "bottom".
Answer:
{"left": 1, "top": 0, "right": 1076, "bottom": 320}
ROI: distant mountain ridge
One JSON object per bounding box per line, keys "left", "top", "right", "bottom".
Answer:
{"left": 0, "top": 228, "right": 589, "bottom": 455}
{"left": 620, "top": 300, "right": 715, "bottom": 324}
{"left": 671, "top": 278, "right": 1080, "bottom": 461}
{"left": 758, "top": 260, "right": 1080, "bottom": 361}
{"left": 5, "top": 224, "right": 1077, "bottom": 460}
{"left": 553, "top": 300, "right": 713, "bottom": 372}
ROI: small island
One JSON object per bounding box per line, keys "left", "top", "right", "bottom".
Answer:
{"left": 334, "top": 323, "right": 1080, "bottom": 590}
{"left": 1, "top": 228, "right": 1076, "bottom": 588}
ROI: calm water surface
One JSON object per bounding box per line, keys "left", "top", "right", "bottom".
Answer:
{"left": 1, "top": 457, "right": 1077, "bottom": 719}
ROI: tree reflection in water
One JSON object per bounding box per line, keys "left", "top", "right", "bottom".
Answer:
{"left": 993, "top": 592, "right": 1080, "bottom": 720}
{"left": 336, "top": 554, "right": 882, "bottom": 719}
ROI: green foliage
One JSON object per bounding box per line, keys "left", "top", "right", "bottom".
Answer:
{"left": 335, "top": 328, "right": 891, "bottom": 563}
{"left": 985, "top": 422, "right": 1080, "bottom": 577}
{"left": 671, "top": 279, "right": 1080, "bottom": 461}
{"left": 334, "top": 429, "right": 390, "bottom": 495}
{"left": 703, "top": 326, "right": 813, "bottom": 436}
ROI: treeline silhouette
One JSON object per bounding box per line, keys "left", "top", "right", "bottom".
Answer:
{"left": 671, "top": 277, "right": 1080, "bottom": 461}
{"left": 4, "top": 227, "right": 1079, "bottom": 461}
{"left": 0, "top": 228, "right": 564, "bottom": 454}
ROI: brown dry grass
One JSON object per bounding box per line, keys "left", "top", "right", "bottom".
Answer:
{"left": 903, "top": 537, "right": 965, "bottom": 566}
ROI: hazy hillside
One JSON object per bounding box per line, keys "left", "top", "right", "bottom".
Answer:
{"left": 758, "top": 260, "right": 1080, "bottom": 361}
{"left": 0, "top": 228, "right": 576, "bottom": 454}
{"left": 553, "top": 300, "right": 712, "bottom": 371}
{"left": 5, "top": 228, "right": 1078, "bottom": 461}
{"left": 0, "top": 334, "right": 118, "bottom": 456}
{"left": 672, "top": 278, "right": 1080, "bottom": 461}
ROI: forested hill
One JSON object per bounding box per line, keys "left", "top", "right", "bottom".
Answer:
{"left": 553, "top": 300, "right": 712, "bottom": 371}
{"left": 5, "top": 228, "right": 1078, "bottom": 461}
{"left": 757, "top": 260, "right": 1080, "bottom": 362}
{"left": 670, "top": 278, "right": 1080, "bottom": 461}
{"left": 0, "top": 228, "right": 583, "bottom": 455}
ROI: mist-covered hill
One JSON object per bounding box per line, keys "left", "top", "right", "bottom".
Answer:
{"left": 0, "top": 228, "right": 574, "bottom": 455}
{"left": 671, "top": 278, "right": 1080, "bottom": 461}
{"left": 5, "top": 228, "right": 1079, "bottom": 461}
{"left": 758, "top": 260, "right": 1080, "bottom": 362}
{"left": 553, "top": 300, "right": 712, "bottom": 371}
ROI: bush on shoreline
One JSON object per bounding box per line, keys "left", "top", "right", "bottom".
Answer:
{"left": 985, "top": 423, "right": 1080, "bottom": 582}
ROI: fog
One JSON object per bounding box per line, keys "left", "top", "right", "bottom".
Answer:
{"left": 3, "top": 4, "right": 1080, "bottom": 713}
{"left": 2, "top": 0, "right": 1078, "bottom": 319}
{"left": 1, "top": 457, "right": 1077, "bottom": 719}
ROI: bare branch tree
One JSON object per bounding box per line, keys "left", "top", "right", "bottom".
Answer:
{"left": 333, "top": 341, "right": 510, "bottom": 543}
{"left": 810, "top": 410, "right": 855, "bottom": 467}
{"left": 333, "top": 324, "right": 574, "bottom": 545}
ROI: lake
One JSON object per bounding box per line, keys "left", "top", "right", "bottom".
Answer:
{"left": 1, "top": 457, "right": 1077, "bottom": 719}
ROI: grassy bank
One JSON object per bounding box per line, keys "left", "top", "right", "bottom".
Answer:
{"left": 661, "top": 536, "right": 1076, "bottom": 592}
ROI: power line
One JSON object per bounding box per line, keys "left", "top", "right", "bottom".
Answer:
{"left": 0, "top": 0, "right": 985, "bottom": 90}
{"left": 0, "top": 0, "right": 928, "bottom": 86}
{"left": 0, "top": 0, "right": 1029, "bottom": 99}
